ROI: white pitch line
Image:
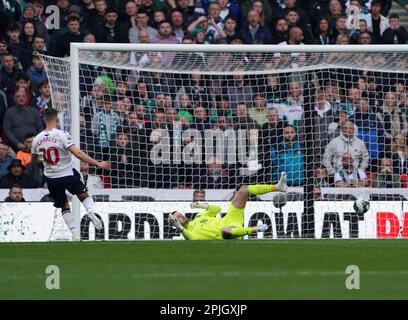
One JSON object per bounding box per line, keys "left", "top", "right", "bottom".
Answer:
{"left": 2, "top": 270, "right": 408, "bottom": 281}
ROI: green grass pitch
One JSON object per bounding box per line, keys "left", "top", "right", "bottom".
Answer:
{"left": 0, "top": 240, "right": 407, "bottom": 299}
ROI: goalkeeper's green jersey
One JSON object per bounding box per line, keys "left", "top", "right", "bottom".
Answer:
{"left": 181, "top": 203, "right": 245, "bottom": 240}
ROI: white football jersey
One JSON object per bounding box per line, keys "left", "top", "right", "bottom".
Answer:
{"left": 32, "top": 129, "right": 75, "bottom": 178}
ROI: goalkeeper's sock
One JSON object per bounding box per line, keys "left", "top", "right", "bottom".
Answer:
{"left": 82, "top": 196, "right": 94, "bottom": 214}
{"left": 248, "top": 185, "right": 277, "bottom": 195}
{"left": 231, "top": 227, "right": 255, "bottom": 237}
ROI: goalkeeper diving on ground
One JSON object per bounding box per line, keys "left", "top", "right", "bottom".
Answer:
{"left": 168, "top": 172, "right": 288, "bottom": 240}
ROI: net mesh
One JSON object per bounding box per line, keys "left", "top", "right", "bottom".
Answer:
{"left": 39, "top": 47, "right": 408, "bottom": 240}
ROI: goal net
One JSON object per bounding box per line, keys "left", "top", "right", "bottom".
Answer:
{"left": 39, "top": 44, "right": 408, "bottom": 240}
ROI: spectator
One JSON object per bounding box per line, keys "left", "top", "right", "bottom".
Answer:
{"left": 153, "top": 11, "right": 166, "bottom": 29}
{"left": 34, "top": 79, "right": 52, "bottom": 112}
{"left": 241, "top": 0, "right": 272, "bottom": 28}
{"left": 352, "top": 96, "right": 384, "bottom": 168}
{"left": 206, "top": 2, "right": 226, "bottom": 41}
{"left": 16, "top": 133, "right": 35, "bottom": 168}
{"left": 26, "top": 56, "right": 47, "bottom": 89}
{"left": 367, "top": 0, "right": 389, "bottom": 44}
{"left": 250, "top": 0, "right": 267, "bottom": 26}
{"left": 335, "top": 33, "right": 350, "bottom": 44}
{"left": 328, "top": 108, "right": 350, "bottom": 140}
{"left": 382, "top": 13, "right": 408, "bottom": 44}
{"left": 56, "top": 0, "right": 72, "bottom": 27}
{"left": 261, "top": 107, "right": 285, "bottom": 147}
{"left": 5, "top": 25, "right": 27, "bottom": 68}
{"left": 4, "top": 184, "right": 25, "bottom": 202}
{"left": 81, "top": 0, "right": 97, "bottom": 21}
{"left": 18, "top": 3, "right": 49, "bottom": 46}
{"left": 328, "top": 0, "right": 343, "bottom": 23}
{"left": 152, "top": 20, "right": 180, "bottom": 45}
{"left": 335, "top": 14, "right": 349, "bottom": 36}
{"left": 349, "top": 19, "right": 370, "bottom": 44}
{"left": 367, "top": 77, "right": 383, "bottom": 112}
{"left": 89, "top": 0, "right": 108, "bottom": 29}
{"left": 94, "top": 8, "right": 129, "bottom": 43}
{"left": 54, "top": 17, "right": 84, "bottom": 57}
{"left": 346, "top": 0, "right": 370, "bottom": 27}
{"left": 13, "top": 72, "right": 35, "bottom": 106}
{"left": 224, "top": 15, "right": 239, "bottom": 43}
{"left": 322, "top": 119, "right": 369, "bottom": 176}
{"left": 80, "top": 160, "right": 104, "bottom": 189}
{"left": 357, "top": 30, "right": 373, "bottom": 44}
{"left": 314, "top": 16, "right": 336, "bottom": 44}
{"left": 298, "top": 90, "right": 335, "bottom": 162}
{"left": 128, "top": 9, "right": 158, "bottom": 43}
{"left": 0, "top": 1, "right": 22, "bottom": 27}
{"left": 0, "top": 159, "right": 33, "bottom": 188}
{"left": 281, "top": 81, "right": 304, "bottom": 129}
{"left": 187, "top": 15, "right": 225, "bottom": 44}
{"left": 91, "top": 95, "right": 121, "bottom": 149}
{"left": 372, "top": 157, "right": 401, "bottom": 188}
{"left": 192, "top": 189, "right": 206, "bottom": 201}
{"left": 3, "top": 89, "right": 44, "bottom": 152}
{"left": 248, "top": 94, "right": 268, "bottom": 126}
{"left": 219, "top": 0, "right": 242, "bottom": 22}
{"left": 170, "top": 9, "right": 186, "bottom": 42}
{"left": 210, "top": 95, "right": 233, "bottom": 123}
{"left": 25, "top": 159, "right": 45, "bottom": 188}
{"left": 334, "top": 152, "right": 368, "bottom": 187}
{"left": 109, "top": 132, "right": 138, "bottom": 187}
{"left": 271, "top": 125, "right": 304, "bottom": 185}
{"left": 377, "top": 91, "right": 408, "bottom": 146}
{"left": 0, "top": 142, "right": 13, "bottom": 178}
{"left": 124, "top": 0, "right": 139, "bottom": 29}
{"left": 114, "top": 98, "right": 131, "bottom": 123}
{"left": 182, "top": 72, "right": 213, "bottom": 109}
{"left": 344, "top": 87, "right": 361, "bottom": 115}
{"left": 234, "top": 103, "right": 258, "bottom": 130}
{"left": 0, "top": 52, "right": 21, "bottom": 106}
{"left": 227, "top": 73, "right": 253, "bottom": 109}
{"left": 176, "top": 94, "right": 194, "bottom": 123}
{"left": 260, "top": 107, "right": 286, "bottom": 181}
{"left": 240, "top": 10, "right": 273, "bottom": 44}
{"left": 271, "top": 18, "right": 289, "bottom": 44}
{"left": 191, "top": 105, "right": 211, "bottom": 132}
{"left": 30, "top": 35, "right": 46, "bottom": 57}
{"left": 313, "top": 186, "right": 323, "bottom": 200}
{"left": 389, "top": 133, "right": 408, "bottom": 174}
{"left": 314, "top": 165, "right": 330, "bottom": 187}
{"left": 49, "top": 4, "right": 90, "bottom": 55}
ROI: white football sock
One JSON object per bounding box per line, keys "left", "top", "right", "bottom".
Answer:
{"left": 82, "top": 196, "right": 94, "bottom": 214}
{"left": 62, "top": 209, "right": 78, "bottom": 237}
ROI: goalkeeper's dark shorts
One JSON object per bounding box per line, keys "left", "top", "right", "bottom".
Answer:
{"left": 45, "top": 169, "right": 88, "bottom": 208}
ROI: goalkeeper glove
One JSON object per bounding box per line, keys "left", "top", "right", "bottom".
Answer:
{"left": 168, "top": 213, "right": 184, "bottom": 232}
{"left": 190, "top": 202, "right": 209, "bottom": 210}
{"left": 256, "top": 224, "right": 269, "bottom": 232}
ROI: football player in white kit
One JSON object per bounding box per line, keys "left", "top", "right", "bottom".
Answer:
{"left": 31, "top": 108, "right": 111, "bottom": 240}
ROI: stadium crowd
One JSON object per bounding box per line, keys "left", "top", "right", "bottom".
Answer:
{"left": 1, "top": 0, "right": 408, "bottom": 197}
